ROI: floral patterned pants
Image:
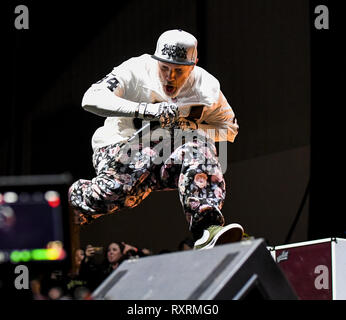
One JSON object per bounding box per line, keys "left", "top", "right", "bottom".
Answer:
{"left": 69, "top": 135, "right": 226, "bottom": 239}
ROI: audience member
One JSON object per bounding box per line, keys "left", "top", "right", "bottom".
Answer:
{"left": 178, "top": 237, "right": 194, "bottom": 251}
{"left": 64, "top": 248, "right": 90, "bottom": 299}
{"left": 79, "top": 241, "right": 151, "bottom": 291}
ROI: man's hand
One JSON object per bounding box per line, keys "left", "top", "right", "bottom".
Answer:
{"left": 174, "top": 118, "right": 198, "bottom": 130}
{"left": 136, "top": 102, "right": 179, "bottom": 128}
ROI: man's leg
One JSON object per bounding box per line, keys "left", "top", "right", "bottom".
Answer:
{"left": 69, "top": 143, "right": 156, "bottom": 225}
{"left": 160, "top": 137, "right": 243, "bottom": 248}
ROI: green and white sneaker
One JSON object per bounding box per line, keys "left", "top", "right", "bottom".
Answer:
{"left": 194, "top": 224, "right": 244, "bottom": 250}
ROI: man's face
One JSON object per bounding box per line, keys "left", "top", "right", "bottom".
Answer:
{"left": 158, "top": 61, "right": 194, "bottom": 97}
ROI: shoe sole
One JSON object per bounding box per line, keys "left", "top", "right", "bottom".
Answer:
{"left": 215, "top": 223, "right": 244, "bottom": 246}
{"left": 197, "top": 223, "right": 244, "bottom": 250}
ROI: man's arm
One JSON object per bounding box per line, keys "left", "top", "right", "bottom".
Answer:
{"left": 177, "top": 91, "right": 239, "bottom": 142}
{"left": 198, "top": 91, "right": 239, "bottom": 142}
{"left": 81, "top": 73, "right": 178, "bottom": 126}
{"left": 81, "top": 72, "right": 139, "bottom": 118}
{"left": 82, "top": 83, "right": 138, "bottom": 118}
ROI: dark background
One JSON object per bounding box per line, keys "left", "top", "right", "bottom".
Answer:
{"left": 1, "top": 0, "right": 344, "bottom": 253}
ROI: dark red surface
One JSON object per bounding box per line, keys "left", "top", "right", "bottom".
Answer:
{"left": 276, "top": 242, "right": 332, "bottom": 300}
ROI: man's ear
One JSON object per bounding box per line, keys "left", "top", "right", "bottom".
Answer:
{"left": 195, "top": 58, "right": 199, "bottom": 65}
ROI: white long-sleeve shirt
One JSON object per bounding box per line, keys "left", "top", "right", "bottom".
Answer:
{"left": 82, "top": 54, "right": 239, "bottom": 152}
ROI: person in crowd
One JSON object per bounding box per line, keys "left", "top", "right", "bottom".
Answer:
{"left": 79, "top": 241, "right": 151, "bottom": 291}
{"left": 178, "top": 237, "right": 194, "bottom": 251}
{"left": 64, "top": 247, "right": 90, "bottom": 299}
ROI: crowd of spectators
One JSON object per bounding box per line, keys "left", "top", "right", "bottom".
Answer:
{"left": 27, "top": 237, "right": 194, "bottom": 300}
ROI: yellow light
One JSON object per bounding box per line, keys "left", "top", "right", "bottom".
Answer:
{"left": 46, "top": 248, "right": 60, "bottom": 260}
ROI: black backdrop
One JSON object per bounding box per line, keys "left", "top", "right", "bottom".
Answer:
{"left": 309, "top": 0, "right": 345, "bottom": 239}
{"left": 2, "top": 0, "right": 345, "bottom": 251}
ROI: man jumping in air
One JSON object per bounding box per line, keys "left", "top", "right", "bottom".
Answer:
{"left": 69, "top": 29, "right": 244, "bottom": 250}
